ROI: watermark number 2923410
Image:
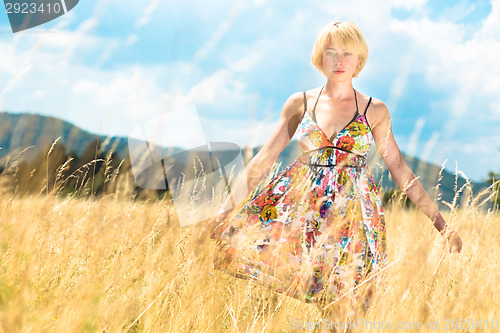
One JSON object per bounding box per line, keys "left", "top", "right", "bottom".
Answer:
{"left": 3, "top": 0, "right": 79, "bottom": 33}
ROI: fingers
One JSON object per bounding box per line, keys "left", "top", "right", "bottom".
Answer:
{"left": 452, "top": 237, "right": 462, "bottom": 253}
{"left": 210, "top": 220, "right": 228, "bottom": 240}
{"left": 200, "top": 214, "right": 223, "bottom": 239}
{"left": 439, "top": 230, "right": 462, "bottom": 254}
{"left": 199, "top": 218, "right": 216, "bottom": 240}
{"left": 447, "top": 232, "right": 463, "bottom": 253}
{"left": 202, "top": 209, "right": 236, "bottom": 241}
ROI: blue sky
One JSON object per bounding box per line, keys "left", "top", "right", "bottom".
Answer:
{"left": 0, "top": 0, "right": 499, "bottom": 182}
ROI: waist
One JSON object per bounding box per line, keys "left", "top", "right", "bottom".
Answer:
{"left": 299, "top": 146, "right": 367, "bottom": 168}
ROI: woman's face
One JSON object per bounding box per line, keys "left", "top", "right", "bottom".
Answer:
{"left": 321, "top": 42, "right": 359, "bottom": 80}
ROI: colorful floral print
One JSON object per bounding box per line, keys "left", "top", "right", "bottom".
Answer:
{"left": 213, "top": 97, "right": 388, "bottom": 305}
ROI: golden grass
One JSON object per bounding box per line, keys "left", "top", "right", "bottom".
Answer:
{"left": 0, "top": 190, "right": 498, "bottom": 333}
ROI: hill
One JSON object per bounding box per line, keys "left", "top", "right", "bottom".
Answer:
{"left": 0, "top": 111, "right": 129, "bottom": 162}
{"left": 0, "top": 111, "right": 489, "bottom": 205}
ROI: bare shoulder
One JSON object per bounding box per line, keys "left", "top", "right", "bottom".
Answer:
{"left": 370, "top": 97, "right": 390, "bottom": 117}
{"left": 282, "top": 91, "right": 305, "bottom": 119}
{"left": 285, "top": 91, "right": 305, "bottom": 107}
{"left": 282, "top": 86, "right": 322, "bottom": 119}
{"left": 366, "top": 97, "right": 391, "bottom": 129}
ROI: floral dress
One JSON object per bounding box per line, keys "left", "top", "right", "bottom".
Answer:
{"left": 212, "top": 86, "right": 388, "bottom": 307}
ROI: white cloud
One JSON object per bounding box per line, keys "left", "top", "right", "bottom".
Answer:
{"left": 126, "top": 34, "right": 138, "bottom": 46}
{"left": 442, "top": 0, "right": 477, "bottom": 22}
{"left": 386, "top": 53, "right": 412, "bottom": 115}
{"left": 194, "top": 0, "right": 245, "bottom": 62}
{"left": 134, "top": 0, "right": 162, "bottom": 29}
{"left": 391, "top": 0, "right": 429, "bottom": 10}
{"left": 0, "top": 62, "right": 33, "bottom": 96}
{"left": 489, "top": 101, "right": 500, "bottom": 120}
{"left": 420, "top": 131, "right": 440, "bottom": 163}
{"left": 406, "top": 117, "right": 426, "bottom": 157}
{"left": 477, "top": 0, "right": 500, "bottom": 38}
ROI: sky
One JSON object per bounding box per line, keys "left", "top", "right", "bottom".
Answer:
{"left": 0, "top": 0, "right": 499, "bottom": 183}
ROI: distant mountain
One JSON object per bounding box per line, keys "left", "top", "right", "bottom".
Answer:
{"left": 0, "top": 111, "right": 129, "bottom": 162}
{"left": 0, "top": 111, "right": 489, "bottom": 205}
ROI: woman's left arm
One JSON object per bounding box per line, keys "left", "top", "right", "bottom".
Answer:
{"left": 369, "top": 99, "right": 462, "bottom": 253}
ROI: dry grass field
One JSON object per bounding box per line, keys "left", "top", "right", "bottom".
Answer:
{"left": 0, "top": 160, "right": 498, "bottom": 332}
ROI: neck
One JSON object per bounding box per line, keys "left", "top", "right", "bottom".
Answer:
{"left": 323, "top": 79, "right": 354, "bottom": 101}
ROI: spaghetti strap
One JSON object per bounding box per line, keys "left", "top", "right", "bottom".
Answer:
{"left": 363, "top": 97, "right": 372, "bottom": 116}
{"left": 302, "top": 92, "right": 307, "bottom": 118}
{"left": 311, "top": 85, "right": 324, "bottom": 122}
{"left": 354, "top": 89, "right": 359, "bottom": 115}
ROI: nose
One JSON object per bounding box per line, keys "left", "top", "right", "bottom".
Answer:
{"left": 334, "top": 54, "right": 343, "bottom": 64}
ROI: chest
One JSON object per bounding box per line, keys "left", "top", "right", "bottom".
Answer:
{"left": 312, "top": 102, "right": 359, "bottom": 139}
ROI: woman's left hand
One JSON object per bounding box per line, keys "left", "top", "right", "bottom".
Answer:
{"left": 445, "top": 230, "right": 463, "bottom": 253}
{"left": 199, "top": 209, "right": 234, "bottom": 241}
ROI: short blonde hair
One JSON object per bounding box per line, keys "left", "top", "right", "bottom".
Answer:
{"left": 311, "top": 21, "right": 368, "bottom": 78}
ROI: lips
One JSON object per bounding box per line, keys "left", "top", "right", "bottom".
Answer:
{"left": 333, "top": 70, "right": 345, "bottom": 74}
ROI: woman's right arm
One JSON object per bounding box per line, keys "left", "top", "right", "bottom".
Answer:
{"left": 202, "top": 91, "right": 305, "bottom": 238}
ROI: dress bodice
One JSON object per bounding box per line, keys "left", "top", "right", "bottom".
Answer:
{"left": 295, "top": 87, "right": 374, "bottom": 168}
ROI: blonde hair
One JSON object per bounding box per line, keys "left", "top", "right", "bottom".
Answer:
{"left": 311, "top": 21, "right": 368, "bottom": 78}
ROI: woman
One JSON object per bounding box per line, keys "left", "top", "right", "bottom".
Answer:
{"left": 201, "top": 20, "right": 462, "bottom": 329}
